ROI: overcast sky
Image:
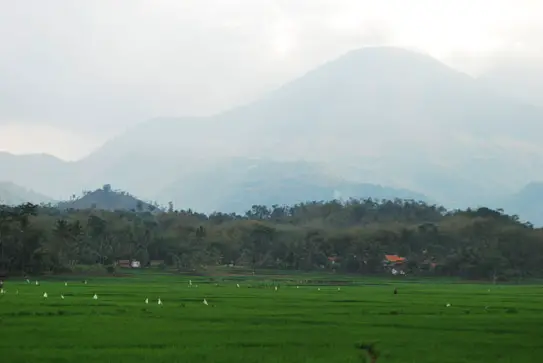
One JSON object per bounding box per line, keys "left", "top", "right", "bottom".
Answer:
{"left": 1, "top": 0, "right": 542, "bottom": 160}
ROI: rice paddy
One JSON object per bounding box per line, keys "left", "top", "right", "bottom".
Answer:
{"left": 1, "top": 274, "right": 542, "bottom": 363}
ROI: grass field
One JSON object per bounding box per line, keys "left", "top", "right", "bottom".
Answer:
{"left": 1, "top": 273, "right": 542, "bottom": 363}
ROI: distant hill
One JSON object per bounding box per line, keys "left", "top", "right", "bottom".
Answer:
{"left": 499, "top": 182, "right": 543, "bottom": 226}
{"left": 156, "top": 158, "right": 430, "bottom": 214}
{"left": 57, "top": 184, "right": 158, "bottom": 212}
{"left": 0, "top": 181, "right": 53, "bottom": 205}
{"left": 0, "top": 151, "right": 81, "bottom": 200}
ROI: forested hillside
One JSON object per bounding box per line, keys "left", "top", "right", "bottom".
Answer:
{"left": 1, "top": 197, "right": 541, "bottom": 281}
{"left": 57, "top": 184, "right": 158, "bottom": 212}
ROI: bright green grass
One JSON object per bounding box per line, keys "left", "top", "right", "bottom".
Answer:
{"left": 1, "top": 274, "right": 542, "bottom": 363}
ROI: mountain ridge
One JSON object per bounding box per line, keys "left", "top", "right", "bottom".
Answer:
{"left": 1, "top": 46, "right": 543, "bottom": 221}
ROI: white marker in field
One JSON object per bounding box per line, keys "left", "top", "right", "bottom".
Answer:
{"left": 93, "top": 294, "right": 98, "bottom": 300}
{"left": 158, "top": 298, "right": 162, "bottom": 305}
{"left": 43, "top": 292, "right": 48, "bottom": 298}
{"left": 203, "top": 298, "right": 208, "bottom": 306}
{"left": 145, "top": 298, "right": 149, "bottom": 304}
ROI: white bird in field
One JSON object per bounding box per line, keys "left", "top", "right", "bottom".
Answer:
{"left": 274, "top": 286, "right": 278, "bottom": 291}
{"left": 35, "top": 281, "right": 39, "bottom": 286}
{"left": 318, "top": 288, "right": 321, "bottom": 291}
{"left": 338, "top": 287, "right": 341, "bottom": 291}
{"left": 61, "top": 294, "right": 64, "bottom": 300}
{"left": 93, "top": 294, "right": 98, "bottom": 300}
{"left": 446, "top": 303, "right": 451, "bottom": 307}
{"left": 26, "top": 279, "right": 30, "bottom": 284}
{"left": 0, "top": 288, "right": 4, "bottom": 294}
{"left": 157, "top": 298, "right": 162, "bottom": 305}
{"left": 43, "top": 292, "right": 48, "bottom": 298}
{"left": 189, "top": 280, "right": 192, "bottom": 287}
{"left": 65, "top": 282, "right": 68, "bottom": 286}
{"left": 236, "top": 283, "right": 240, "bottom": 288}
{"left": 203, "top": 298, "right": 208, "bottom": 306}
{"left": 297, "top": 286, "right": 299, "bottom": 289}
{"left": 145, "top": 298, "right": 149, "bottom": 304}
{"left": 84, "top": 280, "right": 87, "bottom": 285}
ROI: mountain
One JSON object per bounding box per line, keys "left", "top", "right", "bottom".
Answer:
{"left": 2, "top": 47, "right": 543, "bottom": 219}
{"left": 95, "top": 47, "right": 543, "bottom": 207}
{"left": 479, "top": 57, "right": 543, "bottom": 108}
{"left": 156, "top": 158, "right": 430, "bottom": 214}
{"left": 0, "top": 152, "right": 82, "bottom": 200}
{"left": 0, "top": 181, "right": 53, "bottom": 205}
{"left": 498, "top": 182, "right": 543, "bottom": 226}
{"left": 57, "top": 185, "right": 157, "bottom": 212}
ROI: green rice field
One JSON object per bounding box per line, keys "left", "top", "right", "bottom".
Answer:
{"left": 1, "top": 273, "right": 542, "bottom": 363}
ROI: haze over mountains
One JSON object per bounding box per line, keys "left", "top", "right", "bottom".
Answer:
{"left": 1, "top": 47, "right": 543, "bottom": 223}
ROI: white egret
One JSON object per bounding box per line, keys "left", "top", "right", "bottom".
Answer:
{"left": 61, "top": 294, "right": 64, "bottom": 300}
{"left": 93, "top": 294, "right": 98, "bottom": 300}
{"left": 145, "top": 298, "right": 149, "bottom": 304}
{"left": 158, "top": 298, "right": 162, "bottom": 305}
{"left": 43, "top": 292, "right": 48, "bottom": 298}
{"left": 236, "top": 284, "right": 240, "bottom": 288}
{"left": 203, "top": 298, "right": 208, "bottom": 306}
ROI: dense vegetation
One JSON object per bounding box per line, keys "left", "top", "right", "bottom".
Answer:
{"left": 1, "top": 190, "right": 542, "bottom": 281}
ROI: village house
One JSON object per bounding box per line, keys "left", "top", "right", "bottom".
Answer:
{"left": 116, "top": 259, "right": 141, "bottom": 268}
{"left": 383, "top": 254, "right": 407, "bottom": 275}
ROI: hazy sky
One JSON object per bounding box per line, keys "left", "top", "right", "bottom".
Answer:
{"left": 1, "top": 0, "right": 542, "bottom": 160}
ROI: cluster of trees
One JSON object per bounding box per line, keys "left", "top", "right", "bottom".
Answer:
{"left": 1, "top": 197, "right": 542, "bottom": 281}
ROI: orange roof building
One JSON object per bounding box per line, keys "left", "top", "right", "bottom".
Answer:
{"left": 384, "top": 254, "right": 406, "bottom": 263}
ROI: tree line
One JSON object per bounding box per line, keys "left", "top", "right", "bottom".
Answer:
{"left": 0, "top": 197, "right": 542, "bottom": 281}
